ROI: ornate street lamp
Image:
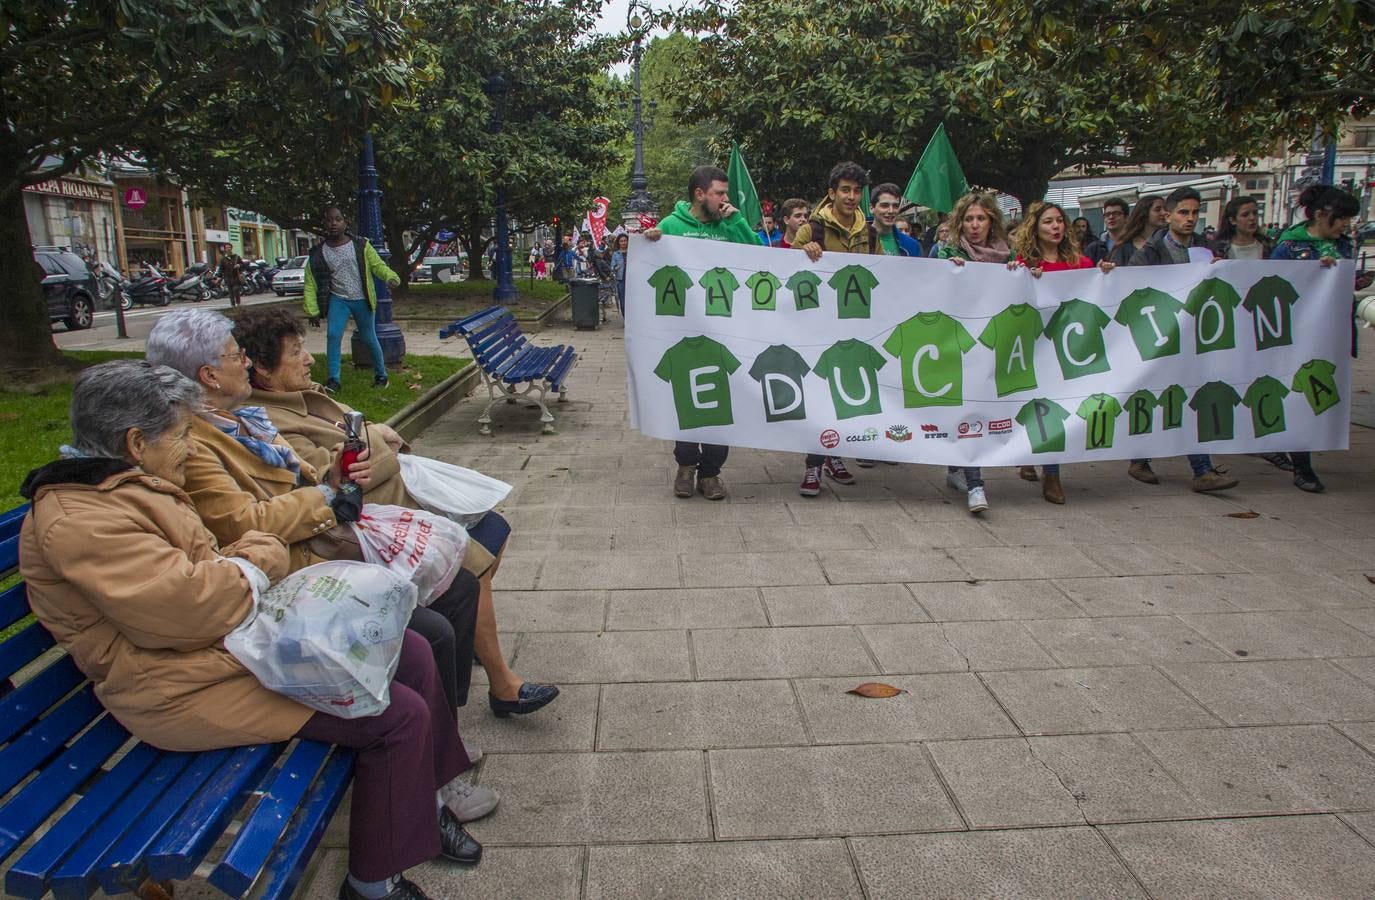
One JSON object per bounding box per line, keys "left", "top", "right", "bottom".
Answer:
{"left": 622, "top": 0, "right": 658, "bottom": 225}
{"left": 484, "top": 73, "right": 518, "bottom": 303}
{"left": 354, "top": 132, "right": 405, "bottom": 365}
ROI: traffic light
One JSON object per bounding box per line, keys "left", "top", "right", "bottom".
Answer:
{"left": 551, "top": 215, "right": 559, "bottom": 225}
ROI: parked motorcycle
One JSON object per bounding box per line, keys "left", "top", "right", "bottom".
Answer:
{"left": 119, "top": 270, "right": 171, "bottom": 310}
{"left": 167, "top": 263, "right": 214, "bottom": 303}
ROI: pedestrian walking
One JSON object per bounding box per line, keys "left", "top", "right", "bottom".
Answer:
{"left": 216, "top": 244, "right": 244, "bottom": 307}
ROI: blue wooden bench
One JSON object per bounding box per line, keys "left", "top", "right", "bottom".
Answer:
{"left": 0, "top": 504, "right": 353, "bottom": 899}
{"left": 439, "top": 305, "right": 578, "bottom": 435}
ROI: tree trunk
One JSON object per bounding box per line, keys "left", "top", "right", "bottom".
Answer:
{"left": 383, "top": 213, "right": 412, "bottom": 297}
{"left": 0, "top": 185, "right": 67, "bottom": 381}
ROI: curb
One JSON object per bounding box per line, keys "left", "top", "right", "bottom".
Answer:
{"left": 386, "top": 364, "right": 480, "bottom": 442}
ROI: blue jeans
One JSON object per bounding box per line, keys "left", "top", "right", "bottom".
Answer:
{"left": 327, "top": 295, "right": 386, "bottom": 380}
{"left": 948, "top": 466, "right": 984, "bottom": 488}
{"left": 1131, "top": 455, "right": 1211, "bottom": 476}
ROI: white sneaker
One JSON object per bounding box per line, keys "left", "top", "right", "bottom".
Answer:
{"left": 967, "top": 486, "right": 989, "bottom": 513}
{"left": 461, "top": 736, "right": 482, "bottom": 764}
{"left": 440, "top": 777, "right": 500, "bottom": 822}
{"left": 946, "top": 471, "right": 967, "bottom": 493}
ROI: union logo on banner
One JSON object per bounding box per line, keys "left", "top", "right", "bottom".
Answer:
{"left": 637, "top": 213, "right": 659, "bottom": 231}
{"left": 587, "top": 196, "right": 610, "bottom": 249}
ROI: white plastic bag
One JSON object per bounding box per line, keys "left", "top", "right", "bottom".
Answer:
{"left": 225, "top": 560, "right": 417, "bottom": 719}
{"left": 350, "top": 503, "right": 466, "bottom": 605}
{"left": 397, "top": 454, "right": 511, "bottom": 528}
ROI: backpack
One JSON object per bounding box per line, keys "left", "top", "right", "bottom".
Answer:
{"left": 808, "top": 217, "right": 878, "bottom": 254}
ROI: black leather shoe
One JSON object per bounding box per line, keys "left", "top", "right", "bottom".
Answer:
{"left": 338, "top": 876, "right": 432, "bottom": 900}
{"left": 489, "top": 682, "right": 560, "bottom": 719}
{"left": 438, "top": 808, "right": 482, "bottom": 866}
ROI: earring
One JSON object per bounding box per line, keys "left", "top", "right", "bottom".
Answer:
{"left": 210, "top": 381, "right": 220, "bottom": 390}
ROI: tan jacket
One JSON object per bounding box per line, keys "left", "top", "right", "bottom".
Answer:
{"left": 183, "top": 415, "right": 338, "bottom": 573}
{"left": 790, "top": 199, "right": 878, "bottom": 255}
{"left": 19, "top": 465, "right": 312, "bottom": 751}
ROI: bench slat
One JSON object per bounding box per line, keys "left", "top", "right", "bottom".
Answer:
{"left": 0, "top": 581, "right": 28, "bottom": 631}
{"left": 253, "top": 747, "right": 356, "bottom": 900}
{"left": 455, "top": 305, "right": 507, "bottom": 334}
{"left": 0, "top": 535, "right": 19, "bottom": 576}
{"left": 0, "top": 503, "right": 28, "bottom": 541}
{"left": 547, "top": 346, "right": 578, "bottom": 389}
{"left": 96, "top": 747, "right": 233, "bottom": 894}
{"left": 0, "top": 655, "right": 82, "bottom": 745}
{"left": 0, "top": 686, "right": 103, "bottom": 796}
{"left": 208, "top": 740, "right": 333, "bottom": 897}
{"left": 5, "top": 740, "right": 160, "bottom": 899}
{"left": 0, "top": 621, "right": 56, "bottom": 683}
{"left": 0, "top": 714, "right": 128, "bottom": 866}
{"left": 146, "top": 742, "right": 283, "bottom": 882}
{"left": 505, "top": 346, "right": 556, "bottom": 383}
{"left": 48, "top": 751, "right": 193, "bottom": 900}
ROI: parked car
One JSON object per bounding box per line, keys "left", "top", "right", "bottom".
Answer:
{"left": 272, "top": 255, "right": 308, "bottom": 296}
{"left": 1357, "top": 221, "right": 1375, "bottom": 246}
{"left": 35, "top": 246, "right": 98, "bottom": 330}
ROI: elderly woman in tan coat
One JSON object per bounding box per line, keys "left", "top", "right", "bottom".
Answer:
{"left": 232, "top": 306, "right": 557, "bottom": 720}
{"left": 19, "top": 361, "right": 480, "bottom": 900}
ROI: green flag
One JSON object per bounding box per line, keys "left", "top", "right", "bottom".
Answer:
{"left": 903, "top": 122, "right": 969, "bottom": 213}
{"left": 861, "top": 184, "right": 872, "bottom": 219}
{"left": 727, "top": 141, "right": 763, "bottom": 231}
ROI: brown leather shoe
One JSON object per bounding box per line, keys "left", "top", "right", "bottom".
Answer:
{"left": 673, "top": 465, "right": 696, "bottom": 498}
{"left": 1192, "top": 468, "right": 1239, "bottom": 492}
{"left": 1127, "top": 462, "right": 1160, "bottom": 484}
{"left": 1041, "top": 472, "right": 1065, "bottom": 504}
{"left": 697, "top": 475, "right": 726, "bottom": 501}
{"left": 1018, "top": 466, "right": 1039, "bottom": 482}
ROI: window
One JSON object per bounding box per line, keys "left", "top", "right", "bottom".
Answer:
{"left": 56, "top": 255, "right": 89, "bottom": 278}
{"left": 1354, "top": 129, "right": 1375, "bottom": 148}
{"left": 1244, "top": 178, "right": 1269, "bottom": 191}
{"left": 37, "top": 254, "right": 64, "bottom": 277}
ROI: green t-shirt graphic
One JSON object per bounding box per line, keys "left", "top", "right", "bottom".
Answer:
{"left": 1015, "top": 398, "right": 1071, "bottom": 454}
{"left": 1044, "top": 299, "right": 1112, "bottom": 380}
{"left": 1184, "top": 278, "right": 1242, "bottom": 353}
{"left": 698, "top": 267, "right": 740, "bottom": 317}
{"left": 745, "top": 272, "right": 781, "bottom": 311}
{"left": 1159, "top": 384, "right": 1187, "bottom": 430}
{"left": 1114, "top": 288, "right": 1184, "bottom": 360}
{"left": 1242, "top": 375, "right": 1290, "bottom": 437}
{"left": 829, "top": 265, "right": 880, "bottom": 320}
{"left": 978, "top": 304, "right": 1044, "bottom": 397}
{"left": 882, "top": 312, "right": 976, "bottom": 407}
{"left": 1126, "top": 389, "right": 1158, "bottom": 435}
{"left": 1076, "top": 393, "right": 1123, "bottom": 450}
{"left": 748, "top": 344, "right": 810, "bottom": 422}
{"left": 814, "top": 339, "right": 887, "bottom": 419}
{"left": 647, "top": 265, "right": 690, "bottom": 317}
{"left": 1189, "top": 381, "right": 1243, "bottom": 442}
{"left": 1292, "top": 358, "right": 1340, "bottom": 415}
{"left": 652, "top": 336, "right": 741, "bottom": 429}
{"left": 1242, "top": 275, "right": 1300, "bottom": 351}
{"left": 786, "top": 270, "right": 823, "bottom": 311}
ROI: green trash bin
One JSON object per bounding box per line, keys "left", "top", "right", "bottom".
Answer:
{"left": 570, "top": 278, "right": 601, "bottom": 330}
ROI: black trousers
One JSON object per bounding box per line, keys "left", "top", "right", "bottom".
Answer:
{"left": 405, "top": 568, "right": 479, "bottom": 710}
{"left": 674, "top": 442, "right": 728, "bottom": 478}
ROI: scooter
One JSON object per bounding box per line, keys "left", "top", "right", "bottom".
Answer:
{"left": 167, "top": 264, "right": 213, "bottom": 302}
{"left": 119, "top": 270, "right": 171, "bottom": 310}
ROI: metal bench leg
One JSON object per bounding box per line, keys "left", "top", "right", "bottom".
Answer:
{"left": 477, "top": 371, "right": 502, "bottom": 436}
{"left": 535, "top": 383, "right": 556, "bottom": 434}
{"left": 558, "top": 386, "right": 568, "bottom": 403}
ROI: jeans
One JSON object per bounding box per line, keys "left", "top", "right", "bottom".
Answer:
{"left": 327, "top": 294, "right": 386, "bottom": 380}
{"left": 1132, "top": 455, "right": 1211, "bottom": 476}
{"left": 616, "top": 279, "right": 626, "bottom": 315}
{"left": 675, "top": 442, "right": 728, "bottom": 478}
{"left": 1041, "top": 464, "right": 1061, "bottom": 475}
{"left": 948, "top": 466, "right": 984, "bottom": 488}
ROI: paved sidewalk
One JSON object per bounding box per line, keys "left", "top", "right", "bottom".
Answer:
{"left": 293, "top": 308, "right": 1375, "bottom": 898}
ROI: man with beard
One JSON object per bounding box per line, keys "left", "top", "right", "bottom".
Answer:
{"left": 644, "top": 165, "right": 761, "bottom": 501}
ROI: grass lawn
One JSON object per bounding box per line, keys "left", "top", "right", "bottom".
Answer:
{"left": 389, "top": 279, "right": 567, "bottom": 320}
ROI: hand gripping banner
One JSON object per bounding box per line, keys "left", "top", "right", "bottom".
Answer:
{"left": 624, "top": 235, "right": 1354, "bottom": 466}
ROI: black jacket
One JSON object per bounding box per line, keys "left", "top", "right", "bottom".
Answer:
{"left": 1127, "top": 229, "right": 1215, "bottom": 266}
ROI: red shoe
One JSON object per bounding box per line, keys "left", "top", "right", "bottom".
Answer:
{"left": 823, "top": 457, "right": 856, "bottom": 485}
{"left": 799, "top": 466, "right": 822, "bottom": 497}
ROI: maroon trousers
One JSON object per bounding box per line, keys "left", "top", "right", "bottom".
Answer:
{"left": 295, "top": 630, "right": 470, "bottom": 882}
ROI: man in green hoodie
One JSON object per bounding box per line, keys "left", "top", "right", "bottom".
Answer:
{"left": 645, "top": 165, "right": 762, "bottom": 501}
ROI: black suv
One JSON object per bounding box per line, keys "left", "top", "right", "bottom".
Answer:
{"left": 35, "top": 247, "right": 98, "bottom": 330}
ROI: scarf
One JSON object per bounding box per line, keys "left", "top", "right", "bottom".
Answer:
{"left": 205, "top": 407, "right": 301, "bottom": 479}
{"left": 958, "top": 235, "right": 1010, "bottom": 264}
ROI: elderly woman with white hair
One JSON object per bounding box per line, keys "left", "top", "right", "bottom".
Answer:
{"left": 19, "top": 360, "right": 480, "bottom": 900}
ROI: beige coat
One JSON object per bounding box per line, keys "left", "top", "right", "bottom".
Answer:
{"left": 183, "top": 415, "right": 338, "bottom": 573}
{"left": 20, "top": 466, "right": 312, "bottom": 751}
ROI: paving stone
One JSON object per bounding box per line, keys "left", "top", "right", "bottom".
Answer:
{"left": 492, "top": 590, "right": 606, "bottom": 632}
{"left": 1329, "top": 606, "right": 1375, "bottom": 636}
{"left": 512, "top": 631, "right": 691, "bottom": 683}
{"left": 761, "top": 583, "right": 928, "bottom": 626}
{"left": 585, "top": 840, "right": 860, "bottom": 899}
{"left": 1210, "top": 539, "right": 1369, "bottom": 574}
{"left": 537, "top": 552, "right": 681, "bottom": 590}
{"left": 673, "top": 502, "right": 795, "bottom": 526}
{"left": 458, "top": 683, "right": 598, "bottom": 753}
{"left": 611, "top": 525, "right": 746, "bottom": 553}
{"left": 793, "top": 674, "right": 1018, "bottom": 743}
{"left": 1177, "top": 610, "right": 1375, "bottom": 659}
{"left": 980, "top": 665, "right": 1219, "bottom": 734}
{"left": 691, "top": 626, "right": 876, "bottom": 680}
{"left": 709, "top": 744, "right": 963, "bottom": 838}
{"left": 1022, "top": 616, "right": 1229, "bottom": 666}
{"left": 472, "top": 750, "right": 709, "bottom": 844}
{"left": 414, "top": 846, "right": 583, "bottom": 900}
{"left": 850, "top": 828, "right": 1144, "bottom": 899}
{"left": 1023, "top": 733, "right": 1202, "bottom": 823}
{"left": 740, "top": 523, "right": 875, "bottom": 551}
{"left": 597, "top": 680, "right": 808, "bottom": 750}
{"left": 909, "top": 579, "right": 1085, "bottom": 621}
{"left": 816, "top": 548, "right": 968, "bottom": 584}
{"left": 926, "top": 737, "right": 1085, "bottom": 828}
{"left": 860, "top": 622, "right": 1058, "bottom": 673}
{"left": 1333, "top": 656, "right": 1375, "bottom": 687}
{"left": 786, "top": 500, "right": 916, "bottom": 526}
{"left": 1201, "top": 571, "right": 1375, "bottom": 611}
{"left": 681, "top": 552, "right": 829, "bottom": 588}
{"left": 1341, "top": 811, "right": 1375, "bottom": 843}
{"left": 982, "top": 517, "right": 1122, "bottom": 546}
{"left": 1161, "top": 659, "right": 1375, "bottom": 725}
{"left": 1102, "top": 815, "right": 1375, "bottom": 899}
{"left": 1135, "top": 724, "right": 1375, "bottom": 815}
{"left": 1053, "top": 575, "right": 1239, "bottom": 616}
{"left": 504, "top": 528, "right": 615, "bottom": 553}
{"left": 1085, "top": 543, "right": 1247, "bottom": 576}
{"left": 861, "top": 520, "right": 1004, "bottom": 549}
{"left": 605, "top": 587, "right": 767, "bottom": 630}
{"left": 1336, "top": 721, "right": 1375, "bottom": 754}
{"left": 948, "top": 546, "right": 1108, "bottom": 580}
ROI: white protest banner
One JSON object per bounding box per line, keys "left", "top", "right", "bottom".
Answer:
{"left": 624, "top": 235, "right": 1354, "bottom": 466}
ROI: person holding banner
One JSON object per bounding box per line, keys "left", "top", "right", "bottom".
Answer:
{"left": 778, "top": 198, "right": 809, "bottom": 249}
{"left": 872, "top": 184, "right": 924, "bottom": 257}
{"left": 644, "top": 164, "right": 763, "bottom": 500}
{"left": 1109, "top": 196, "right": 1169, "bottom": 267}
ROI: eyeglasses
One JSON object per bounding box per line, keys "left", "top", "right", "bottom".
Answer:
{"left": 219, "top": 348, "right": 248, "bottom": 364}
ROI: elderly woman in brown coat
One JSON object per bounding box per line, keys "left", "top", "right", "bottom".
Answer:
{"left": 232, "top": 306, "right": 558, "bottom": 720}
{"left": 19, "top": 361, "right": 479, "bottom": 900}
